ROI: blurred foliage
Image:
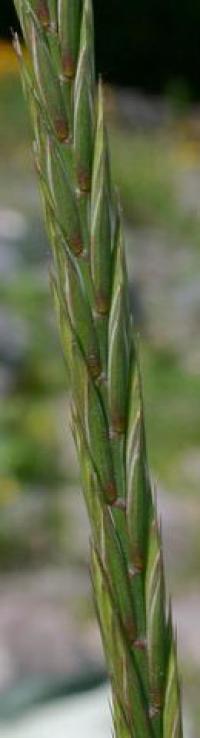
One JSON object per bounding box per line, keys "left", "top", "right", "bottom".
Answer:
{"left": 110, "top": 127, "right": 176, "bottom": 226}
{"left": 0, "top": 54, "right": 29, "bottom": 152}
{"left": 109, "top": 124, "right": 200, "bottom": 240}
{"left": 142, "top": 346, "right": 200, "bottom": 494}
{"left": 0, "top": 65, "right": 71, "bottom": 566}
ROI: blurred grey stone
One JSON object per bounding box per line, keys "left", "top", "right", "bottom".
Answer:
{"left": 0, "top": 210, "right": 27, "bottom": 276}
{"left": 0, "top": 685, "right": 111, "bottom": 738}
{"left": 0, "top": 367, "right": 14, "bottom": 395}
{"left": 0, "top": 311, "right": 28, "bottom": 363}
{"left": 115, "top": 89, "right": 171, "bottom": 130}
{"left": 0, "top": 210, "right": 27, "bottom": 242}
{"left": 0, "top": 568, "right": 102, "bottom": 690}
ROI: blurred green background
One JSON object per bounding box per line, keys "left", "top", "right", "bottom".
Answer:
{"left": 0, "top": 14, "right": 200, "bottom": 735}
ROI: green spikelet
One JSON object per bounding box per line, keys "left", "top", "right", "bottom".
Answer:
{"left": 58, "top": 0, "right": 82, "bottom": 79}
{"left": 30, "top": 11, "right": 69, "bottom": 140}
{"left": 163, "top": 610, "right": 183, "bottom": 738}
{"left": 46, "top": 137, "right": 83, "bottom": 253}
{"left": 145, "top": 513, "right": 167, "bottom": 738}
{"left": 13, "top": 1, "right": 184, "bottom": 737}
{"left": 50, "top": 274, "right": 73, "bottom": 374}
{"left": 113, "top": 699, "right": 132, "bottom": 738}
{"left": 108, "top": 283, "right": 129, "bottom": 435}
{"left": 126, "top": 368, "right": 150, "bottom": 573}
{"left": 65, "top": 251, "right": 101, "bottom": 377}
{"left": 30, "top": 1, "right": 50, "bottom": 29}
{"left": 102, "top": 507, "right": 137, "bottom": 643}
{"left": 91, "top": 82, "right": 112, "bottom": 316}
{"left": 74, "top": 41, "right": 94, "bottom": 193}
{"left": 48, "top": 0, "right": 57, "bottom": 29}
{"left": 31, "top": 0, "right": 57, "bottom": 29}
{"left": 84, "top": 377, "right": 117, "bottom": 505}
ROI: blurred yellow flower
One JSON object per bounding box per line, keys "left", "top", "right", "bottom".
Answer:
{"left": 0, "top": 41, "right": 28, "bottom": 77}
{"left": 0, "top": 477, "right": 19, "bottom": 505}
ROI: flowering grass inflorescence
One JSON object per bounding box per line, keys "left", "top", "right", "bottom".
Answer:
{"left": 13, "top": 2, "right": 183, "bottom": 736}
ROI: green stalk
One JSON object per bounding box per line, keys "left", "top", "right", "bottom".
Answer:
{"left": 13, "top": 2, "right": 183, "bottom": 736}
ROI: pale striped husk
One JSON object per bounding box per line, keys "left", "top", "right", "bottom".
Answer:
{"left": 13, "top": 2, "right": 184, "bottom": 736}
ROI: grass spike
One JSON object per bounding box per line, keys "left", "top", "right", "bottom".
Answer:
{"left": 13, "top": 2, "right": 184, "bottom": 736}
